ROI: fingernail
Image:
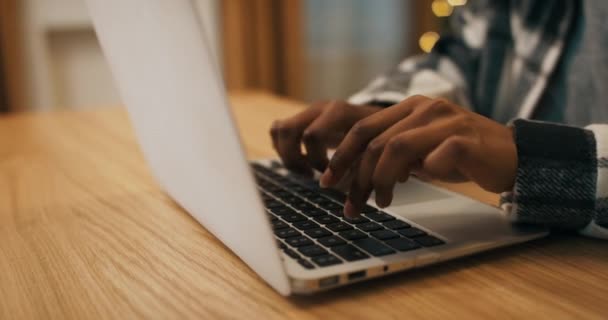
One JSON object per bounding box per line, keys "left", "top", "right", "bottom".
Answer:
{"left": 344, "top": 200, "right": 358, "bottom": 218}
{"left": 319, "top": 169, "right": 334, "bottom": 188}
{"left": 376, "top": 195, "right": 392, "bottom": 208}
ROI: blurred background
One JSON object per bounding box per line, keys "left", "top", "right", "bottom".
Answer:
{"left": 0, "top": 0, "right": 462, "bottom": 112}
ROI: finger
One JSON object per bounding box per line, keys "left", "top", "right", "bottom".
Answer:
{"left": 422, "top": 136, "right": 471, "bottom": 181}
{"left": 277, "top": 127, "right": 311, "bottom": 174}
{"left": 404, "top": 159, "right": 424, "bottom": 182}
{"left": 302, "top": 130, "right": 329, "bottom": 172}
{"left": 372, "top": 118, "right": 464, "bottom": 207}
{"left": 301, "top": 102, "right": 360, "bottom": 171}
{"left": 324, "top": 95, "right": 429, "bottom": 186}
{"left": 344, "top": 143, "right": 382, "bottom": 217}
{"left": 270, "top": 120, "right": 280, "bottom": 151}
{"left": 344, "top": 105, "right": 442, "bottom": 209}
{"left": 273, "top": 107, "right": 320, "bottom": 173}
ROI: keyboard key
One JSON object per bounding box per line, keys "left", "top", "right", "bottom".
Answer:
{"left": 414, "top": 235, "right": 445, "bottom": 247}
{"left": 331, "top": 244, "right": 369, "bottom": 261}
{"left": 363, "top": 211, "right": 396, "bottom": 222}
{"left": 256, "top": 174, "right": 274, "bottom": 184}
{"left": 269, "top": 173, "right": 286, "bottom": 181}
{"left": 361, "top": 204, "right": 379, "bottom": 213}
{"left": 312, "top": 254, "right": 342, "bottom": 267}
{"left": 306, "top": 196, "right": 331, "bottom": 204}
{"left": 298, "top": 245, "right": 327, "bottom": 257}
{"left": 297, "top": 259, "right": 315, "bottom": 269}
{"left": 353, "top": 238, "right": 396, "bottom": 256}
{"left": 358, "top": 222, "right": 383, "bottom": 232}
{"left": 282, "top": 212, "right": 307, "bottom": 223}
{"left": 286, "top": 236, "right": 314, "bottom": 247}
{"left": 291, "top": 201, "right": 315, "bottom": 211}
{"left": 293, "top": 220, "right": 319, "bottom": 230}
{"left": 273, "top": 190, "right": 292, "bottom": 198}
{"left": 313, "top": 215, "right": 339, "bottom": 225}
{"left": 267, "top": 187, "right": 284, "bottom": 195}
{"left": 258, "top": 180, "right": 271, "bottom": 188}
{"left": 327, "top": 209, "right": 344, "bottom": 217}
{"left": 270, "top": 206, "right": 297, "bottom": 216}
{"left": 298, "top": 190, "right": 316, "bottom": 198}
{"left": 319, "top": 201, "right": 342, "bottom": 210}
{"left": 288, "top": 184, "right": 307, "bottom": 193}
{"left": 383, "top": 219, "right": 411, "bottom": 230}
{"left": 384, "top": 238, "right": 421, "bottom": 251}
{"left": 339, "top": 229, "right": 368, "bottom": 240}
{"left": 283, "top": 248, "right": 300, "bottom": 259}
{"left": 343, "top": 216, "right": 370, "bottom": 224}
{"left": 271, "top": 220, "right": 289, "bottom": 230}
{"left": 398, "top": 227, "right": 427, "bottom": 238}
{"left": 265, "top": 200, "right": 284, "bottom": 208}
{"left": 317, "top": 235, "right": 346, "bottom": 247}
{"left": 278, "top": 241, "right": 287, "bottom": 250}
{"left": 326, "top": 222, "right": 353, "bottom": 232}
{"left": 318, "top": 189, "right": 347, "bottom": 202}
{"left": 370, "top": 229, "right": 399, "bottom": 240}
{"left": 304, "top": 228, "right": 332, "bottom": 238}
{"left": 275, "top": 228, "right": 300, "bottom": 238}
{"left": 251, "top": 163, "right": 266, "bottom": 171}
{"left": 282, "top": 196, "right": 302, "bottom": 204}
{"left": 301, "top": 208, "right": 327, "bottom": 217}
{"left": 268, "top": 176, "right": 291, "bottom": 186}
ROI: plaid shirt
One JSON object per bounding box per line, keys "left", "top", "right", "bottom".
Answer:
{"left": 348, "top": 0, "right": 608, "bottom": 239}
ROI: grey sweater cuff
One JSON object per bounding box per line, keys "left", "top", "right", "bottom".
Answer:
{"left": 504, "top": 119, "right": 597, "bottom": 229}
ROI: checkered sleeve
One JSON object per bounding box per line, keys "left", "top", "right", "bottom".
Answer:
{"left": 500, "top": 120, "right": 608, "bottom": 239}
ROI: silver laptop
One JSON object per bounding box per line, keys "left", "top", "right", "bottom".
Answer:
{"left": 86, "top": 0, "right": 548, "bottom": 295}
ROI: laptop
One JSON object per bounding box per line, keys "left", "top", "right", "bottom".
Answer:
{"left": 86, "top": 0, "right": 548, "bottom": 295}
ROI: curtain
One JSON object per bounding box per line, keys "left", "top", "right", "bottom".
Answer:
{"left": 0, "top": 46, "right": 8, "bottom": 112}
{"left": 0, "top": 0, "right": 24, "bottom": 112}
{"left": 220, "top": 0, "right": 438, "bottom": 102}
{"left": 221, "top": 0, "right": 305, "bottom": 99}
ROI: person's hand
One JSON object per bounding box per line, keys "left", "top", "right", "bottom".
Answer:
{"left": 319, "top": 95, "right": 518, "bottom": 217}
{"left": 270, "top": 100, "right": 383, "bottom": 175}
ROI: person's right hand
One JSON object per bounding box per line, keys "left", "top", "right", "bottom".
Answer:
{"left": 270, "top": 100, "right": 383, "bottom": 175}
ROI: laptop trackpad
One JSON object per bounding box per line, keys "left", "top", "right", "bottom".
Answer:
{"left": 374, "top": 179, "right": 451, "bottom": 206}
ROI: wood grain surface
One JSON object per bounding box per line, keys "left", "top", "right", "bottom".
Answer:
{"left": 0, "top": 91, "right": 606, "bottom": 319}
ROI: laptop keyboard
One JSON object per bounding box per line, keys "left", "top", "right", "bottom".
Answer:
{"left": 252, "top": 163, "right": 445, "bottom": 269}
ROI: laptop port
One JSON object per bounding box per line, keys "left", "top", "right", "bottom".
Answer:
{"left": 319, "top": 276, "right": 339, "bottom": 288}
{"left": 347, "top": 270, "right": 366, "bottom": 281}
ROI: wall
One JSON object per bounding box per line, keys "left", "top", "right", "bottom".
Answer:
{"left": 20, "top": 0, "right": 221, "bottom": 110}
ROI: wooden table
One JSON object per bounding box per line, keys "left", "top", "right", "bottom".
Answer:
{"left": 0, "top": 91, "right": 606, "bottom": 319}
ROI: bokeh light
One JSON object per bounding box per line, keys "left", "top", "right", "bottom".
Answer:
{"left": 419, "top": 31, "right": 440, "bottom": 53}
{"left": 431, "top": 0, "right": 454, "bottom": 17}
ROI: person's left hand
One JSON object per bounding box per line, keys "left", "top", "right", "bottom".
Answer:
{"left": 319, "top": 95, "right": 518, "bottom": 217}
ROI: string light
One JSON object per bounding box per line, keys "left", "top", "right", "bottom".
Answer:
{"left": 419, "top": 0, "right": 465, "bottom": 53}
{"left": 419, "top": 31, "right": 440, "bottom": 53}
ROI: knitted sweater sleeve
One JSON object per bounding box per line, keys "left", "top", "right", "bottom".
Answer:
{"left": 501, "top": 119, "right": 608, "bottom": 239}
